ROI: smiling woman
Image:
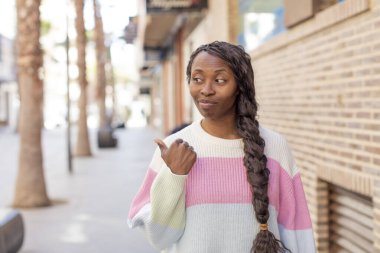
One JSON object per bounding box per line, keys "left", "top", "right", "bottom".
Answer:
{"left": 128, "top": 41, "right": 316, "bottom": 253}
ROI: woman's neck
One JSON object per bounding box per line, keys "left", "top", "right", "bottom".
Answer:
{"left": 201, "top": 117, "right": 240, "bottom": 139}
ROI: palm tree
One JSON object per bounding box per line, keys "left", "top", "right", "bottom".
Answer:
{"left": 106, "top": 47, "right": 116, "bottom": 123}
{"left": 93, "top": 0, "right": 107, "bottom": 129}
{"left": 74, "top": 0, "right": 92, "bottom": 156}
{"left": 13, "top": 0, "right": 50, "bottom": 207}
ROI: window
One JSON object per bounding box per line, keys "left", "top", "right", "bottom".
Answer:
{"left": 238, "top": 0, "right": 285, "bottom": 51}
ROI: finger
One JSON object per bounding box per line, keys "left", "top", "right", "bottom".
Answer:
{"left": 154, "top": 139, "right": 168, "bottom": 154}
{"left": 175, "top": 138, "right": 184, "bottom": 144}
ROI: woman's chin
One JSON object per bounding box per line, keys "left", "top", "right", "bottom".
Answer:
{"left": 198, "top": 110, "right": 214, "bottom": 119}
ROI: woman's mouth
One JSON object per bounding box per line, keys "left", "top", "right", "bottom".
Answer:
{"left": 198, "top": 99, "right": 217, "bottom": 109}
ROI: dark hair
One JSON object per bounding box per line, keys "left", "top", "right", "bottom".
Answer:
{"left": 186, "top": 41, "right": 290, "bottom": 253}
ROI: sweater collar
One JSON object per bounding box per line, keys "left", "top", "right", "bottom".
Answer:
{"left": 191, "top": 119, "right": 243, "bottom": 148}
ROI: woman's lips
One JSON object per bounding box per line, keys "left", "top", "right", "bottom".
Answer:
{"left": 198, "top": 99, "right": 217, "bottom": 109}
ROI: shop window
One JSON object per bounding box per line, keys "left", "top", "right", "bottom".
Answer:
{"left": 329, "top": 184, "right": 374, "bottom": 252}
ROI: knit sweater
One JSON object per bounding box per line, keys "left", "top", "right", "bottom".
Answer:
{"left": 128, "top": 120, "right": 316, "bottom": 253}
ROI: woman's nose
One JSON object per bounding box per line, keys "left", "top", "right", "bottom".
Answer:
{"left": 200, "top": 82, "right": 215, "bottom": 96}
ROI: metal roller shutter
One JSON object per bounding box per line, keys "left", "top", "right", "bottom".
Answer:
{"left": 329, "top": 185, "right": 374, "bottom": 253}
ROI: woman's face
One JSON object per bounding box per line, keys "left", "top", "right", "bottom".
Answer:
{"left": 189, "top": 52, "right": 238, "bottom": 121}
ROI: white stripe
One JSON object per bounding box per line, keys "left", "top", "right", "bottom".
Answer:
{"left": 151, "top": 120, "right": 298, "bottom": 177}
{"left": 164, "top": 203, "right": 281, "bottom": 253}
{"left": 278, "top": 224, "right": 316, "bottom": 253}
{"left": 128, "top": 203, "right": 184, "bottom": 250}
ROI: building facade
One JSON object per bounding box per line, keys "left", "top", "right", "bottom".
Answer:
{"left": 252, "top": 0, "right": 380, "bottom": 252}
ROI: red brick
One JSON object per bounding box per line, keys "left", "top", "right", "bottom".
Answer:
{"left": 356, "top": 133, "right": 370, "bottom": 141}
{"left": 364, "top": 124, "right": 380, "bottom": 131}
{"left": 346, "top": 102, "right": 362, "bottom": 109}
{"left": 355, "top": 69, "right": 371, "bottom": 77}
{"left": 340, "top": 30, "right": 354, "bottom": 38}
{"left": 346, "top": 37, "right": 362, "bottom": 47}
{"left": 356, "top": 155, "right": 370, "bottom": 163}
{"left": 362, "top": 56, "right": 379, "bottom": 64}
{"left": 365, "top": 146, "right": 380, "bottom": 155}
{"left": 364, "top": 79, "right": 380, "bottom": 87}
{"left": 374, "top": 42, "right": 380, "bottom": 51}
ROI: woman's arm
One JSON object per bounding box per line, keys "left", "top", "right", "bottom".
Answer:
{"left": 277, "top": 139, "right": 316, "bottom": 253}
{"left": 128, "top": 158, "right": 187, "bottom": 249}
{"left": 128, "top": 138, "right": 196, "bottom": 250}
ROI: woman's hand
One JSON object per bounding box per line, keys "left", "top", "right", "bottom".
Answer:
{"left": 154, "top": 138, "right": 197, "bottom": 175}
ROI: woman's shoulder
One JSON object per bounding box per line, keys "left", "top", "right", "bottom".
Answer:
{"left": 259, "top": 124, "right": 297, "bottom": 176}
{"left": 259, "top": 125, "right": 288, "bottom": 148}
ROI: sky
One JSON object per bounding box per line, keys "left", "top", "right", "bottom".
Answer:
{"left": 0, "top": 0, "right": 16, "bottom": 38}
{"left": 0, "top": 0, "right": 139, "bottom": 81}
{"left": 88, "top": 0, "right": 138, "bottom": 36}
{"left": 0, "top": 0, "right": 140, "bottom": 128}
{"left": 0, "top": 0, "right": 137, "bottom": 39}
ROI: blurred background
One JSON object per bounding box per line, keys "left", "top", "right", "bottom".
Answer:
{"left": 0, "top": 0, "right": 379, "bottom": 252}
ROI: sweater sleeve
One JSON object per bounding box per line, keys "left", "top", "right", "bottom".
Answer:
{"left": 128, "top": 147, "right": 187, "bottom": 250}
{"left": 277, "top": 139, "right": 316, "bottom": 253}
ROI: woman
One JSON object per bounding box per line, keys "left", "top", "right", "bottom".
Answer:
{"left": 128, "top": 41, "right": 315, "bottom": 253}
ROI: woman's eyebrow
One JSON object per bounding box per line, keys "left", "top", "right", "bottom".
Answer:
{"left": 192, "top": 68, "right": 228, "bottom": 73}
{"left": 192, "top": 68, "right": 203, "bottom": 73}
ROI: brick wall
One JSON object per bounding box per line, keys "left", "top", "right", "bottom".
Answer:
{"left": 250, "top": 0, "right": 380, "bottom": 252}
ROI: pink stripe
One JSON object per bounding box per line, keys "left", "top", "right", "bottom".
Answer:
{"left": 186, "top": 157, "right": 251, "bottom": 206}
{"left": 267, "top": 159, "right": 312, "bottom": 229}
{"left": 128, "top": 168, "right": 157, "bottom": 219}
{"left": 186, "top": 157, "right": 312, "bottom": 230}
{"left": 277, "top": 174, "right": 312, "bottom": 230}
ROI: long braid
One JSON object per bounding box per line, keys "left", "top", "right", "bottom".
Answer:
{"left": 187, "top": 41, "right": 290, "bottom": 253}
{"left": 236, "top": 96, "right": 289, "bottom": 253}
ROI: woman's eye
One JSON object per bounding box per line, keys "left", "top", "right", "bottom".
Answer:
{"left": 215, "top": 79, "right": 226, "bottom": 84}
{"left": 192, "top": 77, "right": 202, "bottom": 83}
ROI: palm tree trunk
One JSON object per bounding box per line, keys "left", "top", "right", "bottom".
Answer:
{"left": 13, "top": 0, "right": 50, "bottom": 207}
{"left": 74, "top": 0, "right": 92, "bottom": 156}
{"left": 108, "top": 50, "right": 116, "bottom": 123}
{"left": 93, "top": 0, "right": 107, "bottom": 128}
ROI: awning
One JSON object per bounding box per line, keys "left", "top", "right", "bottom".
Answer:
{"left": 144, "top": 13, "right": 180, "bottom": 50}
{"left": 143, "top": 0, "right": 207, "bottom": 50}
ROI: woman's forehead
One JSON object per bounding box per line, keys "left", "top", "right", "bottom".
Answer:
{"left": 191, "top": 51, "right": 230, "bottom": 72}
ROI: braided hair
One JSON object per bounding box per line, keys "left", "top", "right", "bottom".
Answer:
{"left": 186, "top": 41, "right": 290, "bottom": 253}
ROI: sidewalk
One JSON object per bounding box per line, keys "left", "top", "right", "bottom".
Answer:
{"left": 0, "top": 126, "right": 161, "bottom": 253}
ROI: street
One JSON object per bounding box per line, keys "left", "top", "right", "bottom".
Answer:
{"left": 0, "top": 126, "right": 160, "bottom": 253}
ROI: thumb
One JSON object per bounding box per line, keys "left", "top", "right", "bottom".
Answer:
{"left": 154, "top": 138, "right": 168, "bottom": 154}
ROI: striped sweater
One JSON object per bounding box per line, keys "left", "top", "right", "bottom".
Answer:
{"left": 128, "top": 120, "right": 316, "bottom": 253}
